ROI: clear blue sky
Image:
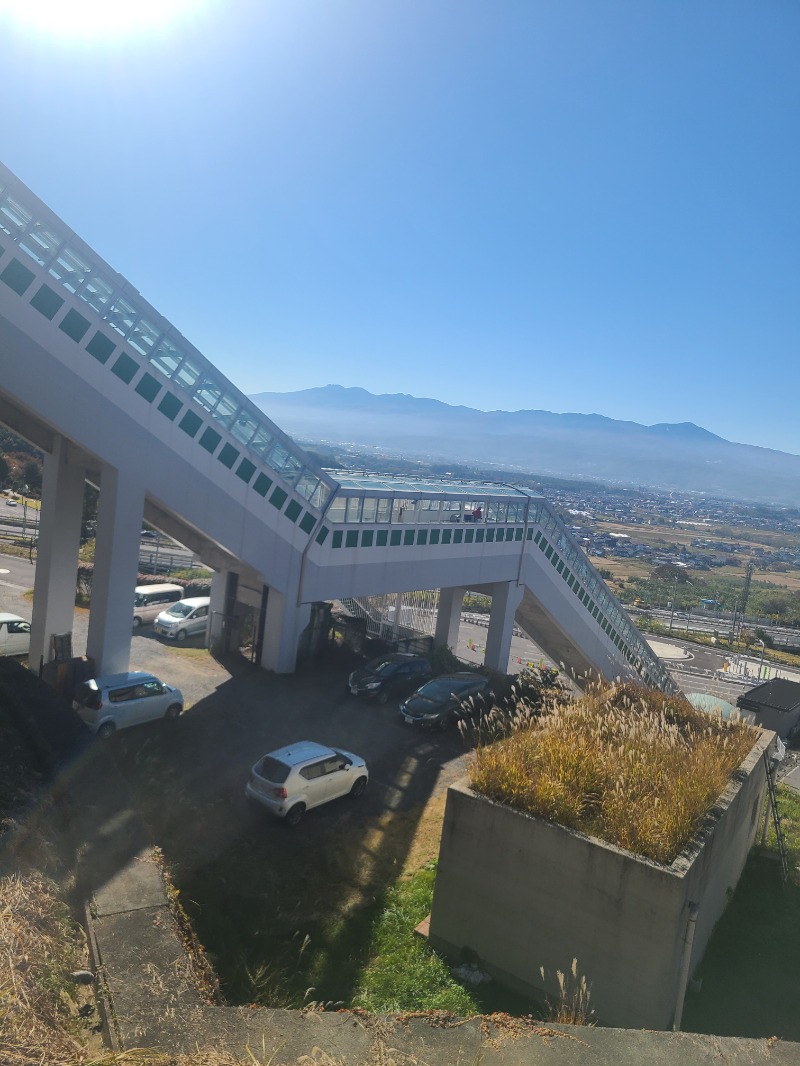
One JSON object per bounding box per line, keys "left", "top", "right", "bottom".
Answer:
{"left": 2, "top": 1, "right": 799, "bottom": 454}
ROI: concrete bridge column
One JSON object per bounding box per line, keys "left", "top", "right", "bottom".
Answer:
{"left": 28, "top": 437, "right": 85, "bottom": 671}
{"left": 434, "top": 586, "right": 465, "bottom": 651}
{"left": 484, "top": 581, "right": 524, "bottom": 673}
{"left": 86, "top": 464, "right": 144, "bottom": 676}
{"left": 260, "top": 584, "right": 311, "bottom": 673}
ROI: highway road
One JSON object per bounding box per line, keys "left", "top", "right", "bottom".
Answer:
{"left": 0, "top": 552, "right": 36, "bottom": 591}
{"left": 632, "top": 606, "right": 800, "bottom": 649}
{"left": 0, "top": 528, "right": 198, "bottom": 577}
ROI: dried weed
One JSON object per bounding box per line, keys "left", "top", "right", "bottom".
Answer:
{"left": 467, "top": 681, "right": 759, "bottom": 864}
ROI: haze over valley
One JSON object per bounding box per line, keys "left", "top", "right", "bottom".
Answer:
{"left": 252, "top": 385, "right": 800, "bottom": 508}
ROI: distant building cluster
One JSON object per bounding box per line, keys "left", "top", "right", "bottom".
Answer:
{"left": 553, "top": 485, "right": 800, "bottom": 572}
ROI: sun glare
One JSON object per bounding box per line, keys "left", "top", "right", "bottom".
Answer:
{"left": 0, "top": 0, "right": 205, "bottom": 40}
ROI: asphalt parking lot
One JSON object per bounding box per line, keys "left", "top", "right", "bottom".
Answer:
{"left": 0, "top": 550, "right": 471, "bottom": 869}
{"left": 2, "top": 551, "right": 485, "bottom": 1008}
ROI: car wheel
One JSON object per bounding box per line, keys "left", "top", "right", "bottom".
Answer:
{"left": 284, "top": 804, "right": 305, "bottom": 827}
{"left": 350, "top": 776, "right": 367, "bottom": 798}
{"left": 377, "top": 689, "right": 389, "bottom": 705}
{"left": 176, "top": 629, "right": 187, "bottom": 642}
{"left": 164, "top": 703, "right": 182, "bottom": 721}
{"left": 132, "top": 617, "right": 141, "bottom": 629}
{"left": 97, "top": 722, "right": 116, "bottom": 740}
{"left": 437, "top": 714, "right": 451, "bottom": 732}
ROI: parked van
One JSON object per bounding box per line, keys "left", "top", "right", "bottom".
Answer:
{"left": 73, "top": 671, "right": 183, "bottom": 739}
{"left": 133, "top": 584, "right": 184, "bottom": 628}
{"left": 154, "top": 597, "right": 210, "bottom": 642}
{"left": 0, "top": 613, "right": 31, "bottom": 657}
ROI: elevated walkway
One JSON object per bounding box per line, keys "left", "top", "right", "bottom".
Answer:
{"left": 0, "top": 161, "right": 672, "bottom": 691}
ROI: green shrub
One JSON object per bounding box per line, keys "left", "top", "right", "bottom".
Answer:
{"left": 463, "top": 593, "right": 491, "bottom": 613}
{"left": 426, "top": 644, "right": 465, "bottom": 675}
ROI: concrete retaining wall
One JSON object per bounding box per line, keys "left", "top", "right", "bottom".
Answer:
{"left": 428, "top": 729, "right": 774, "bottom": 1030}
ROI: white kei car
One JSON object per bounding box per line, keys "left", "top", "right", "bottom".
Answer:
{"left": 245, "top": 741, "right": 368, "bottom": 826}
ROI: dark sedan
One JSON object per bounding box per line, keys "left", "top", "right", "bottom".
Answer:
{"left": 347, "top": 653, "right": 433, "bottom": 704}
{"left": 399, "top": 672, "right": 492, "bottom": 730}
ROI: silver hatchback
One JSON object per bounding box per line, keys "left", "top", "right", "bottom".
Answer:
{"left": 245, "top": 741, "right": 368, "bottom": 826}
{"left": 154, "top": 597, "right": 210, "bottom": 641}
{"left": 73, "top": 671, "right": 184, "bottom": 739}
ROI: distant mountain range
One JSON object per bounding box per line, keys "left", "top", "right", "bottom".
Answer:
{"left": 250, "top": 385, "right": 800, "bottom": 506}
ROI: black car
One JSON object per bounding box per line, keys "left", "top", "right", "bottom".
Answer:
{"left": 399, "top": 672, "right": 492, "bottom": 730}
{"left": 347, "top": 653, "right": 433, "bottom": 704}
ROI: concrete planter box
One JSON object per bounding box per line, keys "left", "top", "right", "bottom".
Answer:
{"left": 428, "top": 729, "right": 774, "bottom": 1030}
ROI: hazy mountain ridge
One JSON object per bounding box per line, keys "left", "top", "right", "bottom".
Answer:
{"left": 250, "top": 385, "right": 800, "bottom": 505}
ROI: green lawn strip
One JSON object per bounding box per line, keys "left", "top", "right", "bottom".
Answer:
{"left": 350, "top": 862, "right": 538, "bottom": 1016}
{"left": 179, "top": 827, "right": 392, "bottom": 1008}
{"left": 351, "top": 863, "right": 478, "bottom": 1014}
{"left": 767, "top": 784, "right": 800, "bottom": 865}
{"left": 181, "top": 855, "right": 478, "bottom": 1011}
{"left": 181, "top": 849, "right": 536, "bottom": 1016}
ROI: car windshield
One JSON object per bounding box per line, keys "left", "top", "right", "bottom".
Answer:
{"left": 417, "top": 678, "right": 475, "bottom": 700}
{"left": 368, "top": 659, "right": 401, "bottom": 677}
{"left": 165, "top": 603, "right": 193, "bottom": 618}
{"left": 256, "top": 756, "right": 290, "bottom": 783}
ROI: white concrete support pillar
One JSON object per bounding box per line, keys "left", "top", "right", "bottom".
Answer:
{"left": 260, "top": 585, "right": 312, "bottom": 673}
{"left": 484, "top": 581, "right": 524, "bottom": 673}
{"left": 209, "top": 569, "right": 229, "bottom": 653}
{"left": 28, "top": 437, "right": 85, "bottom": 671}
{"left": 434, "top": 586, "right": 465, "bottom": 650}
{"left": 86, "top": 465, "right": 145, "bottom": 676}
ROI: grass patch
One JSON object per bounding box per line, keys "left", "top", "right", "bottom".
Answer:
{"left": 682, "top": 855, "right": 800, "bottom": 1041}
{"left": 182, "top": 852, "right": 480, "bottom": 1012}
{"left": 352, "top": 862, "right": 477, "bottom": 1014}
{"left": 467, "top": 682, "right": 758, "bottom": 864}
{"left": 352, "top": 861, "right": 538, "bottom": 1017}
{"left": 177, "top": 797, "right": 534, "bottom": 1016}
{"left": 653, "top": 773, "right": 800, "bottom": 1039}
{"left": 170, "top": 646, "right": 212, "bottom": 660}
{"left": 766, "top": 783, "right": 800, "bottom": 867}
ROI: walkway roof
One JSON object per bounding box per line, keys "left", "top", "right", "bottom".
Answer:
{"left": 329, "top": 471, "right": 537, "bottom": 498}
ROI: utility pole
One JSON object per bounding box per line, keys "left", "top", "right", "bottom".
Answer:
{"left": 20, "top": 483, "right": 29, "bottom": 541}
{"left": 737, "top": 561, "right": 754, "bottom": 640}
{"left": 757, "top": 638, "right": 767, "bottom": 680}
{"left": 668, "top": 574, "right": 678, "bottom": 634}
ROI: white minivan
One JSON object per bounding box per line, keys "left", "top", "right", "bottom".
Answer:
{"left": 154, "top": 597, "right": 210, "bottom": 642}
{"left": 133, "top": 584, "right": 184, "bottom": 628}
